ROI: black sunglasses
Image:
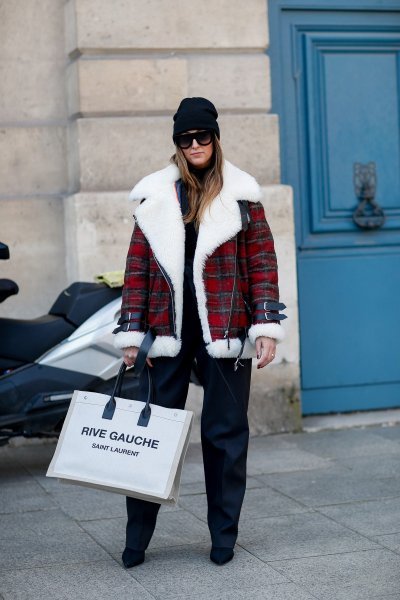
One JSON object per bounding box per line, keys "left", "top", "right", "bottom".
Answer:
{"left": 173, "top": 130, "right": 214, "bottom": 149}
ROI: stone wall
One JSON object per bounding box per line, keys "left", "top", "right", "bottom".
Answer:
{"left": 0, "top": 0, "right": 301, "bottom": 432}
{"left": 0, "top": 0, "right": 68, "bottom": 318}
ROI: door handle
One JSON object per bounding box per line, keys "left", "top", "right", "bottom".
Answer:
{"left": 352, "top": 162, "right": 385, "bottom": 230}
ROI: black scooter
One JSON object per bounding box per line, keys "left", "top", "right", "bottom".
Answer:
{"left": 0, "top": 242, "right": 201, "bottom": 445}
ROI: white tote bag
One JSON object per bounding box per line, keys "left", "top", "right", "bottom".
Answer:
{"left": 46, "top": 329, "right": 193, "bottom": 505}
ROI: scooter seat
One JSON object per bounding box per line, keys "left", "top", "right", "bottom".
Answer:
{"left": 0, "top": 314, "right": 75, "bottom": 363}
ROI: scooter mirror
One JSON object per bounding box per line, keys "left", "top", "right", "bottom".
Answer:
{"left": 0, "top": 243, "right": 10, "bottom": 260}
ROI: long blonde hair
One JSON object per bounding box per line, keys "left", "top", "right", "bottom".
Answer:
{"left": 170, "top": 135, "right": 224, "bottom": 231}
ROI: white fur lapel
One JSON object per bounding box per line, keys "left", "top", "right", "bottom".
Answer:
{"left": 129, "top": 160, "right": 263, "bottom": 342}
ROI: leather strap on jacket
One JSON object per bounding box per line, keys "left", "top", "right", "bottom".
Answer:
{"left": 238, "top": 200, "right": 251, "bottom": 231}
{"left": 112, "top": 310, "right": 147, "bottom": 334}
{"left": 253, "top": 301, "right": 287, "bottom": 322}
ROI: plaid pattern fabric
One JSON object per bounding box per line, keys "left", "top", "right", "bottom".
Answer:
{"left": 204, "top": 200, "right": 281, "bottom": 340}
{"left": 114, "top": 216, "right": 173, "bottom": 337}
{"left": 114, "top": 200, "right": 282, "bottom": 341}
{"left": 238, "top": 201, "right": 281, "bottom": 327}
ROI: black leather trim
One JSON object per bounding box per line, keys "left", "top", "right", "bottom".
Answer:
{"left": 252, "top": 316, "right": 280, "bottom": 324}
{"left": 253, "top": 312, "right": 287, "bottom": 321}
{"left": 252, "top": 300, "right": 287, "bottom": 323}
{"left": 112, "top": 321, "right": 144, "bottom": 334}
{"left": 265, "top": 313, "right": 287, "bottom": 321}
{"left": 253, "top": 301, "right": 287, "bottom": 312}
{"left": 117, "top": 311, "right": 144, "bottom": 325}
{"left": 238, "top": 200, "right": 251, "bottom": 231}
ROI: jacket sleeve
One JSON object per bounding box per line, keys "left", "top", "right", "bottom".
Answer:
{"left": 245, "top": 201, "right": 287, "bottom": 344}
{"left": 112, "top": 215, "right": 150, "bottom": 350}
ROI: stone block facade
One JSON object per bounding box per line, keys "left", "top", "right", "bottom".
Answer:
{"left": 0, "top": 0, "right": 301, "bottom": 432}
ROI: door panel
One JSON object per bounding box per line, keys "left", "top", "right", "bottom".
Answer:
{"left": 303, "top": 30, "right": 400, "bottom": 244}
{"left": 269, "top": 2, "right": 400, "bottom": 414}
{"left": 299, "top": 252, "right": 400, "bottom": 387}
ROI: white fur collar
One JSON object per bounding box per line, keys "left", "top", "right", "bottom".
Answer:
{"left": 128, "top": 159, "right": 263, "bottom": 345}
{"left": 129, "top": 159, "right": 262, "bottom": 204}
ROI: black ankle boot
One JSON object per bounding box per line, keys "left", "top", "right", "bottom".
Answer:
{"left": 210, "top": 547, "right": 234, "bottom": 565}
{"left": 122, "top": 547, "right": 145, "bottom": 568}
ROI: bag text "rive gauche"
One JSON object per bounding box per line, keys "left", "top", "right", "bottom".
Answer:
{"left": 81, "top": 426, "right": 160, "bottom": 449}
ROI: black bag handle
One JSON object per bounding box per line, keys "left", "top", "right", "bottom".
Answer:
{"left": 102, "top": 327, "right": 156, "bottom": 427}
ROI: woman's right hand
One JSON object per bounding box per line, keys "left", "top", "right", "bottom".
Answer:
{"left": 122, "top": 346, "right": 153, "bottom": 368}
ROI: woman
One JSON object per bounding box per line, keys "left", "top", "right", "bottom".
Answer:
{"left": 113, "top": 97, "right": 287, "bottom": 568}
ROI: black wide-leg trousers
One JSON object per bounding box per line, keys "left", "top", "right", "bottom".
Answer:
{"left": 125, "top": 268, "right": 253, "bottom": 551}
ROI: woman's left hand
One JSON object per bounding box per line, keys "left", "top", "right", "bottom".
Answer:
{"left": 255, "top": 336, "right": 277, "bottom": 369}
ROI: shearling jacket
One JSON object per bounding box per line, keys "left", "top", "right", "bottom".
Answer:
{"left": 113, "top": 159, "right": 287, "bottom": 363}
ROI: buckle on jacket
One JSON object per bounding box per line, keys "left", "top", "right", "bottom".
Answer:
{"left": 263, "top": 301, "right": 287, "bottom": 321}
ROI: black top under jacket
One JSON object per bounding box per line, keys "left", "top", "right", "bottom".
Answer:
{"left": 176, "top": 165, "right": 209, "bottom": 299}
{"left": 178, "top": 182, "right": 198, "bottom": 263}
{"left": 178, "top": 164, "right": 209, "bottom": 261}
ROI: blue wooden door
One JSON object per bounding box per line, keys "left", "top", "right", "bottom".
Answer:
{"left": 269, "top": 1, "right": 400, "bottom": 414}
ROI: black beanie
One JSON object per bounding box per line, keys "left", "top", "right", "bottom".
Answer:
{"left": 172, "top": 97, "right": 220, "bottom": 140}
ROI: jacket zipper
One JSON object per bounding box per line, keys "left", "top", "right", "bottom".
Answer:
{"left": 223, "top": 236, "right": 238, "bottom": 350}
{"left": 153, "top": 254, "right": 177, "bottom": 337}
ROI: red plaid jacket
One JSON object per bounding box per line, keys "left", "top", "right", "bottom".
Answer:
{"left": 113, "top": 160, "right": 286, "bottom": 363}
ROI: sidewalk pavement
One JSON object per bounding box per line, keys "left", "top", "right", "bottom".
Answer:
{"left": 1, "top": 423, "right": 400, "bottom": 600}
